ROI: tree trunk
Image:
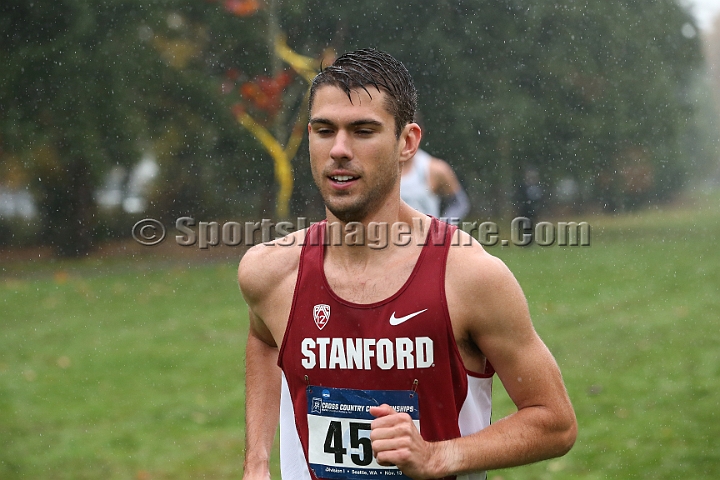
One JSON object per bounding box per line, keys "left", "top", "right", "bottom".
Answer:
{"left": 38, "top": 150, "right": 96, "bottom": 258}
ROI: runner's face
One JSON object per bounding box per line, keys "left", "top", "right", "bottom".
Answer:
{"left": 308, "top": 85, "right": 402, "bottom": 223}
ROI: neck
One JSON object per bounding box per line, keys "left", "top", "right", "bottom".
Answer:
{"left": 323, "top": 203, "right": 432, "bottom": 265}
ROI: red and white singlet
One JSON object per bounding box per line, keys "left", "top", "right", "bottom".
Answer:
{"left": 277, "top": 218, "right": 493, "bottom": 480}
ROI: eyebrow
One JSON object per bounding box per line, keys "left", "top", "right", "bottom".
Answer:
{"left": 309, "top": 118, "right": 384, "bottom": 128}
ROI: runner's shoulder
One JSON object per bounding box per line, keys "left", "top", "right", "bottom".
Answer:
{"left": 446, "top": 229, "right": 530, "bottom": 335}
{"left": 238, "top": 228, "right": 307, "bottom": 303}
{"left": 447, "top": 229, "right": 515, "bottom": 289}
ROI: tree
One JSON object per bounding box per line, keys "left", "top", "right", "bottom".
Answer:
{"left": 277, "top": 0, "right": 703, "bottom": 214}
{"left": 0, "top": 0, "right": 271, "bottom": 253}
{"left": 1, "top": 0, "right": 705, "bottom": 255}
{"left": 0, "top": 0, "right": 183, "bottom": 255}
{"left": 228, "top": 36, "right": 325, "bottom": 218}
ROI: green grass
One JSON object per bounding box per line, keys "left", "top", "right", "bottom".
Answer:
{"left": 489, "top": 193, "right": 720, "bottom": 479}
{"left": 0, "top": 261, "right": 252, "bottom": 479}
{"left": 1, "top": 191, "right": 719, "bottom": 479}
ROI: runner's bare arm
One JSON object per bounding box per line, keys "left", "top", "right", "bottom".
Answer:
{"left": 428, "top": 158, "right": 470, "bottom": 219}
{"left": 242, "top": 313, "right": 280, "bottom": 480}
{"left": 427, "top": 158, "right": 460, "bottom": 196}
{"left": 238, "top": 238, "right": 302, "bottom": 479}
{"left": 371, "top": 233, "right": 576, "bottom": 478}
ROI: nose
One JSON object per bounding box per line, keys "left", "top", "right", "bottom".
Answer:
{"left": 329, "top": 130, "right": 352, "bottom": 161}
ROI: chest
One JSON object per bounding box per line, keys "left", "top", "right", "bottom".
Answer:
{"left": 323, "top": 254, "right": 419, "bottom": 304}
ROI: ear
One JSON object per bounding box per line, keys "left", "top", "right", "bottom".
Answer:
{"left": 399, "top": 122, "right": 422, "bottom": 163}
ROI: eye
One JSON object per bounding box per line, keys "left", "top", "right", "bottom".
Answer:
{"left": 314, "top": 126, "right": 334, "bottom": 135}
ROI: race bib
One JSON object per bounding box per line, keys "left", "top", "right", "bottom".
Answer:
{"left": 306, "top": 386, "right": 420, "bottom": 480}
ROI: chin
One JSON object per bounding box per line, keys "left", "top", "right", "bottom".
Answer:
{"left": 325, "top": 200, "right": 370, "bottom": 224}
{"left": 327, "top": 207, "right": 367, "bottom": 224}
{"left": 323, "top": 187, "right": 390, "bottom": 223}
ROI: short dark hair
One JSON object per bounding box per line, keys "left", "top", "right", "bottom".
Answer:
{"left": 308, "top": 48, "right": 418, "bottom": 138}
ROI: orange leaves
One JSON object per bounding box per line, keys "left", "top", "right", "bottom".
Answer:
{"left": 223, "top": 0, "right": 260, "bottom": 17}
{"left": 238, "top": 70, "right": 293, "bottom": 119}
{"left": 207, "top": 0, "right": 260, "bottom": 17}
{"left": 223, "top": 68, "right": 294, "bottom": 123}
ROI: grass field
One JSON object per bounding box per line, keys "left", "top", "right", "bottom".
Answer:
{"left": 1, "top": 191, "right": 718, "bottom": 479}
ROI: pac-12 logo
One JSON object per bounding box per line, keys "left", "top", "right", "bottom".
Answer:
{"left": 313, "top": 304, "right": 331, "bottom": 330}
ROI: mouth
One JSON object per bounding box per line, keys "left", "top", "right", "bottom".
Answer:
{"left": 327, "top": 173, "right": 361, "bottom": 190}
{"left": 329, "top": 174, "right": 359, "bottom": 184}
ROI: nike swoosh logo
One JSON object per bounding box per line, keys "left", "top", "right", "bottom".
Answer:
{"left": 389, "top": 309, "right": 428, "bottom": 326}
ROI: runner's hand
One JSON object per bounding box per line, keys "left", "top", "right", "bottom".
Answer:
{"left": 369, "top": 404, "right": 444, "bottom": 479}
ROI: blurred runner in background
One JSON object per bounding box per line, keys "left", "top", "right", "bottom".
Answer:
{"left": 400, "top": 147, "right": 470, "bottom": 221}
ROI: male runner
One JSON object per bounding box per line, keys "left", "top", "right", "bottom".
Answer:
{"left": 400, "top": 148, "right": 470, "bottom": 220}
{"left": 239, "top": 48, "right": 576, "bottom": 480}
